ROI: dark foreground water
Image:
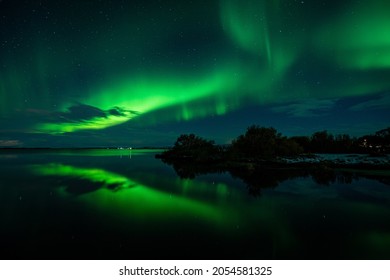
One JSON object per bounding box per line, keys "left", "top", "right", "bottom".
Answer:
{"left": 0, "top": 149, "right": 389, "bottom": 259}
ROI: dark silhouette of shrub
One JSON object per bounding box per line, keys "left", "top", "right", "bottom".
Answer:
{"left": 229, "top": 125, "right": 303, "bottom": 159}
{"left": 161, "top": 133, "right": 219, "bottom": 162}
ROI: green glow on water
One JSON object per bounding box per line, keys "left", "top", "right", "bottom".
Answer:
{"left": 31, "top": 163, "right": 227, "bottom": 224}
{"left": 29, "top": 162, "right": 295, "bottom": 242}
{"left": 179, "top": 178, "right": 231, "bottom": 203}
{"left": 32, "top": 163, "right": 133, "bottom": 189}
{"left": 365, "top": 232, "right": 390, "bottom": 252}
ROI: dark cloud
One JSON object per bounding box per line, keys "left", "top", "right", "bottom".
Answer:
{"left": 0, "top": 139, "right": 22, "bottom": 147}
{"left": 51, "top": 104, "right": 138, "bottom": 123}
{"left": 271, "top": 99, "right": 337, "bottom": 117}
{"left": 108, "top": 107, "right": 139, "bottom": 117}
{"left": 349, "top": 92, "right": 390, "bottom": 111}
{"left": 63, "top": 104, "right": 107, "bottom": 121}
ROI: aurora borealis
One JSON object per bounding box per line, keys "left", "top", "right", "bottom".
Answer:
{"left": 1, "top": 0, "right": 390, "bottom": 147}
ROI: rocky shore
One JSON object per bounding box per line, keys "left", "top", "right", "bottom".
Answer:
{"left": 281, "top": 154, "right": 390, "bottom": 169}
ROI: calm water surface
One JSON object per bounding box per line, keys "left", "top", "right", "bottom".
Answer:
{"left": 0, "top": 149, "right": 389, "bottom": 259}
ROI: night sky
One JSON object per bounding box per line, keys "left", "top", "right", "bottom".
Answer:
{"left": 1, "top": 0, "right": 390, "bottom": 147}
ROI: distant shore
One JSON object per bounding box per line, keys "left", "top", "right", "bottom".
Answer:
{"left": 0, "top": 147, "right": 168, "bottom": 150}
{"left": 156, "top": 152, "right": 390, "bottom": 171}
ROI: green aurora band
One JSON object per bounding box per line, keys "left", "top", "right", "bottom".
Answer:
{"left": 35, "top": 109, "right": 135, "bottom": 134}
{"left": 315, "top": 1, "right": 390, "bottom": 70}
{"left": 83, "top": 67, "right": 242, "bottom": 119}
{"left": 220, "top": 0, "right": 299, "bottom": 74}
{"left": 1, "top": 0, "right": 389, "bottom": 135}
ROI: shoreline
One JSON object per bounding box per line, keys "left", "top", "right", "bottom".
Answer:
{"left": 156, "top": 153, "right": 390, "bottom": 172}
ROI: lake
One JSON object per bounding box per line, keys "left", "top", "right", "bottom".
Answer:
{"left": 0, "top": 149, "right": 389, "bottom": 259}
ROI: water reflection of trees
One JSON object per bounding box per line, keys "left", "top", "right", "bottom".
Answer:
{"left": 162, "top": 159, "right": 387, "bottom": 196}
{"left": 228, "top": 165, "right": 309, "bottom": 197}
{"left": 161, "top": 158, "right": 225, "bottom": 179}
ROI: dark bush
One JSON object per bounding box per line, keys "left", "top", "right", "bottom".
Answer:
{"left": 229, "top": 125, "right": 303, "bottom": 159}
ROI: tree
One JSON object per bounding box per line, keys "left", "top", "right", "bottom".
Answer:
{"left": 334, "top": 134, "right": 353, "bottom": 153}
{"left": 162, "top": 133, "right": 219, "bottom": 162}
{"left": 311, "top": 130, "right": 334, "bottom": 153}
{"left": 230, "top": 125, "right": 302, "bottom": 159}
{"left": 230, "top": 126, "right": 278, "bottom": 159}
{"left": 375, "top": 127, "right": 390, "bottom": 140}
{"left": 291, "top": 136, "right": 311, "bottom": 152}
{"left": 276, "top": 137, "right": 304, "bottom": 156}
